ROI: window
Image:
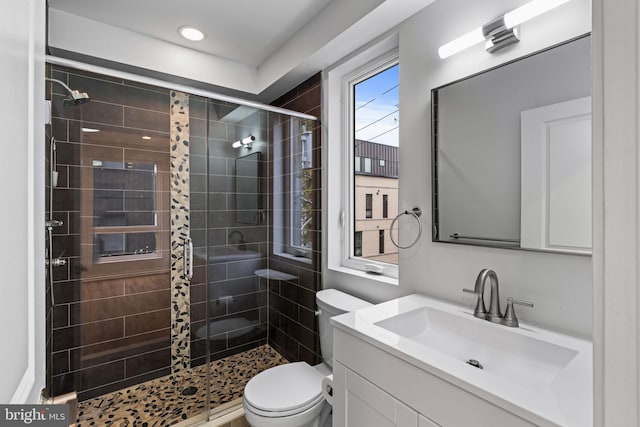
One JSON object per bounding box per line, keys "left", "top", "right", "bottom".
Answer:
{"left": 290, "top": 120, "right": 313, "bottom": 253}
{"left": 352, "top": 61, "right": 399, "bottom": 267}
{"left": 325, "top": 40, "right": 399, "bottom": 281}
{"left": 91, "top": 160, "right": 159, "bottom": 261}
{"left": 273, "top": 117, "right": 315, "bottom": 260}
{"left": 364, "top": 157, "right": 372, "bottom": 173}
{"left": 354, "top": 231, "right": 363, "bottom": 256}
{"left": 383, "top": 194, "right": 388, "bottom": 218}
{"left": 81, "top": 144, "right": 170, "bottom": 279}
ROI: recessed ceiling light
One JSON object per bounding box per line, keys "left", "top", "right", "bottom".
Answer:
{"left": 142, "top": 136, "right": 151, "bottom": 140}
{"left": 179, "top": 26, "right": 205, "bottom": 41}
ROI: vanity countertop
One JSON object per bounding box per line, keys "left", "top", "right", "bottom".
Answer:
{"left": 331, "top": 293, "right": 592, "bottom": 427}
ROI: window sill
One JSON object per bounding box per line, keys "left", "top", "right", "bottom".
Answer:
{"left": 328, "top": 264, "right": 399, "bottom": 286}
{"left": 96, "top": 252, "right": 161, "bottom": 264}
{"left": 273, "top": 251, "right": 313, "bottom": 265}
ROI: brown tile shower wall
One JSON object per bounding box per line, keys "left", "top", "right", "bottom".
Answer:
{"left": 268, "top": 73, "right": 323, "bottom": 364}
{"left": 47, "top": 66, "right": 174, "bottom": 401}
{"left": 189, "top": 100, "right": 270, "bottom": 366}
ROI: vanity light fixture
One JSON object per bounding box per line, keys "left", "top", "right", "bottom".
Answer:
{"left": 437, "top": 0, "right": 571, "bottom": 59}
{"left": 179, "top": 26, "right": 205, "bottom": 41}
{"left": 232, "top": 135, "right": 255, "bottom": 149}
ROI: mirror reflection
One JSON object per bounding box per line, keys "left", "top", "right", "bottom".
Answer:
{"left": 92, "top": 160, "right": 158, "bottom": 260}
{"left": 235, "top": 152, "right": 261, "bottom": 224}
{"left": 432, "top": 35, "right": 591, "bottom": 254}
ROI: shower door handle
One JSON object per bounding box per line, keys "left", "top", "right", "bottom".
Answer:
{"left": 182, "top": 237, "right": 194, "bottom": 280}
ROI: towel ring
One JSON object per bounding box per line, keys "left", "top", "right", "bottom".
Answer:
{"left": 389, "top": 207, "right": 423, "bottom": 249}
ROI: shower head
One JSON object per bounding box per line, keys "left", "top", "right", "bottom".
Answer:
{"left": 63, "top": 90, "right": 90, "bottom": 106}
{"left": 46, "top": 77, "right": 90, "bottom": 106}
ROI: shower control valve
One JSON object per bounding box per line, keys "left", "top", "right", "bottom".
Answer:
{"left": 46, "top": 258, "right": 67, "bottom": 268}
{"left": 45, "top": 219, "right": 64, "bottom": 229}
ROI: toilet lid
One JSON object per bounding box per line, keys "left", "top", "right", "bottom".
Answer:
{"left": 244, "top": 362, "right": 324, "bottom": 413}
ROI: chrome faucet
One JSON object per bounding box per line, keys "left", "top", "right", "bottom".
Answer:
{"left": 463, "top": 269, "right": 535, "bottom": 327}
{"left": 463, "top": 269, "right": 503, "bottom": 323}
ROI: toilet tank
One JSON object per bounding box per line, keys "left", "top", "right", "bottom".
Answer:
{"left": 316, "top": 289, "right": 371, "bottom": 367}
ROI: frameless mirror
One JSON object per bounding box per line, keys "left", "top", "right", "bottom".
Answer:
{"left": 432, "top": 35, "right": 591, "bottom": 255}
{"left": 235, "top": 152, "right": 261, "bottom": 224}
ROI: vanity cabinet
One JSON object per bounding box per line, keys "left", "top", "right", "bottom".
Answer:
{"left": 332, "top": 328, "right": 537, "bottom": 427}
{"left": 334, "top": 360, "right": 430, "bottom": 427}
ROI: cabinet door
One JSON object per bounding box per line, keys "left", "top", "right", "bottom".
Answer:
{"left": 344, "top": 367, "right": 418, "bottom": 427}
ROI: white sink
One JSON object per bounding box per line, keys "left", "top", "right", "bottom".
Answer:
{"left": 374, "top": 306, "right": 578, "bottom": 390}
{"left": 331, "top": 293, "right": 592, "bottom": 426}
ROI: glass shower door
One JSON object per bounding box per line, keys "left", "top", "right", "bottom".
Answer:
{"left": 47, "top": 67, "right": 210, "bottom": 425}
{"left": 202, "top": 99, "right": 271, "bottom": 411}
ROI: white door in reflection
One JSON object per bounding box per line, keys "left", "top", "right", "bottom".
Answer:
{"left": 520, "top": 96, "right": 592, "bottom": 254}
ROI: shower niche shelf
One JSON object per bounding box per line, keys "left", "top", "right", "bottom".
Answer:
{"left": 254, "top": 269, "right": 298, "bottom": 281}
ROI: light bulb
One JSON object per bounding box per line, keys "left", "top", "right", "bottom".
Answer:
{"left": 179, "top": 26, "right": 205, "bottom": 41}
{"left": 504, "top": 0, "right": 570, "bottom": 29}
{"left": 438, "top": 27, "right": 484, "bottom": 59}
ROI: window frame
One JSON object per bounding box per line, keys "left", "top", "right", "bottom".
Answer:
{"left": 332, "top": 49, "right": 400, "bottom": 279}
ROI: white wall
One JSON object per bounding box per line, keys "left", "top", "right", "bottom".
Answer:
{"left": 592, "top": 0, "right": 640, "bottom": 424}
{"left": 0, "top": 0, "right": 46, "bottom": 402}
{"left": 326, "top": 0, "right": 593, "bottom": 338}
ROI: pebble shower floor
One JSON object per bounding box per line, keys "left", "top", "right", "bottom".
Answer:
{"left": 76, "top": 345, "right": 287, "bottom": 426}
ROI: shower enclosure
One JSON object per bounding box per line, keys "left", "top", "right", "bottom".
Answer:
{"left": 44, "top": 63, "right": 318, "bottom": 424}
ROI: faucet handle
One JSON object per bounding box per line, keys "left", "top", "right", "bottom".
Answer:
{"left": 502, "top": 297, "right": 534, "bottom": 327}
{"left": 462, "top": 288, "right": 488, "bottom": 320}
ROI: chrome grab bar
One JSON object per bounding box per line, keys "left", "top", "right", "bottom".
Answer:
{"left": 181, "top": 236, "right": 194, "bottom": 280}
{"left": 449, "top": 233, "right": 520, "bottom": 244}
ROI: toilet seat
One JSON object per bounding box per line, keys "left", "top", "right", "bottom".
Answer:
{"left": 244, "top": 362, "right": 325, "bottom": 418}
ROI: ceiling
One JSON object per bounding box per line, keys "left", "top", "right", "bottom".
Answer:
{"left": 47, "top": 0, "right": 333, "bottom": 67}
{"left": 47, "top": 0, "right": 436, "bottom": 101}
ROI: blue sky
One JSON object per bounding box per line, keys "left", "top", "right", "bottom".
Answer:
{"left": 354, "top": 64, "right": 399, "bottom": 147}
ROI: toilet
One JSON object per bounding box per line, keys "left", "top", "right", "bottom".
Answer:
{"left": 243, "top": 289, "right": 372, "bottom": 427}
